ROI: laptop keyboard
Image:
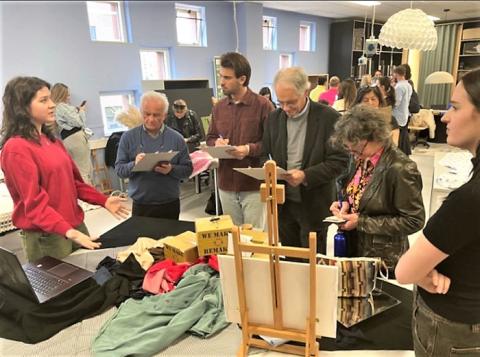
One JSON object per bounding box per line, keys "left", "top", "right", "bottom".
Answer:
{"left": 24, "top": 267, "right": 67, "bottom": 296}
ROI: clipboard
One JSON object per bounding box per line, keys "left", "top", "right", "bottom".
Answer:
{"left": 132, "top": 151, "right": 178, "bottom": 172}
{"left": 234, "top": 167, "right": 288, "bottom": 181}
{"left": 200, "top": 145, "right": 236, "bottom": 159}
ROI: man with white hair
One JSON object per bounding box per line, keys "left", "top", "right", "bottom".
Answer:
{"left": 262, "top": 67, "right": 349, "bottom": 253}
{"left": 115, "top": 91, "right": 192, "bottom": 219}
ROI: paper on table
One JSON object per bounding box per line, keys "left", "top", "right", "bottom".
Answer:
{"left": 200, "top": 145, "right": 237, "bottom": 159}
{"left": 234, "top": 167, "right": 288, "bottom": 181}
{"left": 132, "top": 151, "right": 178, "bottom": 172}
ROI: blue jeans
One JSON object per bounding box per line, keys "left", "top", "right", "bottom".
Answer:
{"left": 413, "top": 291, "right": 480, "bottom": 356}
{"left": 218, "top": 189, "right": 265, "bottom": 230}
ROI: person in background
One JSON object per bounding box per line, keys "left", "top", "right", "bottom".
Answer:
{"left": 309, "top": 75, "right": 327, "bottom": 102}
{"left": 392, "top": 65, "right": 413, "bottom": 155}
{"left": 319, "top": 76, "right": 340, "bottom": 106}
{"left": 402, "top": 63, "right": 422, "bottom": 115}
{"left": 206, "top": 52, "right": 274, "bottom": 230}
{"left": 104, "top": 106, "right": 143, "bottom": 170}
{"left": 165, "top": 99, "right": 204, "bottom": 153}
{"left": 377, "top": 76, "right": 396, "bottom": 108}
{"left": 333, "top": 78, "right": 357, "bottom": 114}
{"left": 330, "top": 105, "right": 424, "bottom": 276}
{"left": 259, "top": 87, "right": 277, "bottom": 108}
{"left": 51, "top": 83, "right": 93, "bottom": 184}
{"left": 0, "top": 77, "right": 129, "bottom": 262}
{"left": 395, "top": 68, "right": 480, "bottom": 356}
{"left": 115, "top": 91, "right": 192, "bottom": 219}
{"left": 263, "top": 67, "right": 349, "bottom": 253}
{"left": 360, "top": 74, "right": 372, "bottom": 88}
{"left": 354, "top": 86, "right": 400, "bottom": 146}
{"left": 372, "top": 70, "right": 383, "bottom": 86}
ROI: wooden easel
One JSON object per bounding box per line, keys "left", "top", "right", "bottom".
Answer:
{"left": 231, "top": 160, "right": 319, "bottom": 357}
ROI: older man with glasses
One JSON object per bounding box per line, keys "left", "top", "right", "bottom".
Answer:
{"left": 329, "top": 105, "right": 425, "bottom": 276}
{"left": 262, "top": 67, "right": 349, "bottom": 254}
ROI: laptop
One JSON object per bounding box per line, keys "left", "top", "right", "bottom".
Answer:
{"left": 0, "top": 247, "right": 93, "bottom": 303}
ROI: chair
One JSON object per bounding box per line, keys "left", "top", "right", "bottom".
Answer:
{"left": 408, "top": 125, "right": 430, "bottom": 149}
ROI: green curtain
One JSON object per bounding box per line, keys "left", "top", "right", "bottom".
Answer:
{"left": 417, "top": 24, "right": 458, "bottom": 108}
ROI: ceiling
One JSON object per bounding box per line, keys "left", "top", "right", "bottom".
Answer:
{"left": 256, "top": 1, "right": 480, "bottom": 23}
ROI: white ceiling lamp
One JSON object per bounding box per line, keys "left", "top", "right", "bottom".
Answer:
{"left": 378, "top": 2, "right": 437, "bottom": 51}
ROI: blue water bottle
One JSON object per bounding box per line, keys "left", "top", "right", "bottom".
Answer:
{"left": 334, "top": 230, "right": 347, "bottom": 257}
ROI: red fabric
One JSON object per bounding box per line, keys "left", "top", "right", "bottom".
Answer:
{"left": 189, "top": 150, "right": 213, "bottom": 179}
{"left": 0, "top": 135, "right": 107, "bottom": 236}
{"left": 194, "top": 255, "right": 220, "bottom": 272}
{"left": 143, "top": 259, "right": 190, "bottom": 295}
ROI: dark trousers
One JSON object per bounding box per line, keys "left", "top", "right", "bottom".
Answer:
{"left": 399, "top": 124, "right": 412, "bottom": 156}
{"left": 278, "top": 199, "right": 327, "bottom": 254}
{"left": 132, "top": 199, "right": 180, "bottom": 220}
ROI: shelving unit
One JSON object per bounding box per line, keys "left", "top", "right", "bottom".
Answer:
{"left": 454, "top": 20, "right": 480, "bottom": 83}
{"left": 329, "top": 19, "right": 405, "bottom": 80}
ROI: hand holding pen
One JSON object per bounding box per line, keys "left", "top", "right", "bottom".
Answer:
{"left": 215, "top": 134, "right": 230, "bottom": 146}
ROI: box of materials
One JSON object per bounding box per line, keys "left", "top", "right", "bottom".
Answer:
{"left": 195, "top": 215, "right": 233, "bottom": 256}
{"left": 163, "top": 231, "right": 199, "bottom": 263}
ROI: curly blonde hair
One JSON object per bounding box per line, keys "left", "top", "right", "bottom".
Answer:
{"left": 115, "top": 106, "right": 143, "bottom": 129}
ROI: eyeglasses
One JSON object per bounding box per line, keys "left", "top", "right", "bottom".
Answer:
{"left": 344, "top": 140, "right": 368, "bottom": 157}
{"left": 173, "top": 104, "right": 186, "bottom": 110}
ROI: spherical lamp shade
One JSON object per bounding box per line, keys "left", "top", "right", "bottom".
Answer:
{"left": 379, "top": 8, "right": 438, "bottom": 51}
{"left": 424, "top": 71, "right": 454, "bottom": 84}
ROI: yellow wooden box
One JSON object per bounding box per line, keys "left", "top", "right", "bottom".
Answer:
{"left": 163, "top": 231, "right": 199, "bottom": 263}
{"left": 195, "top": 215, "right": 233, "bottom": 256}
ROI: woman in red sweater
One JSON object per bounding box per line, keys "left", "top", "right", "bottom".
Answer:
{"left": 0, "top": 76, "right": 129, "bottom": 262}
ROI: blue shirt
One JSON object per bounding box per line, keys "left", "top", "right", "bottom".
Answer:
{"left": 115, "top": 125, "right": 192, "bottom": 204}
{"left": 392, "top": 80, "right": 412, "bottom": 127}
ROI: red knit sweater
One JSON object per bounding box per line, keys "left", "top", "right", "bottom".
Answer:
{"left": 0, "top": 135, "right": 107, "bottom": 236}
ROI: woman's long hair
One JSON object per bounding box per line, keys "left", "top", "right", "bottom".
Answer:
{"left": 1, "top": 76, "right": 56, "bottom": 148}
{"left": 50, "top": 83, "right": 69, "bottom": 104}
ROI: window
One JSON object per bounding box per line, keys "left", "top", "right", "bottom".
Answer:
{"left": 279, "top": 53, "right": 293, "bottom": 69}
{"left": 299, "top": 21, "right": 315, "bottom": 51}
{"left": 86, "top": 1, "right": 126, "bottom": 42}
{"left": 140, "top": 50, "right": 170, "bottom": 80}
{"left": 99, "top": 92, "right": 134, "bottom": 136}
{"left": 175, "top": 3, "right": 207, "bottom": 46}
{"left": 263, "top": 16, "right": 277, "bottom": 50}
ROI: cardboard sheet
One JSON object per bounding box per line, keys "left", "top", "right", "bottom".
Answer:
{"left": 234, "top": 167, "right": 288, "bottom": 181}
{"left": 132, "top": 151, "right": 179, "bottom": 172}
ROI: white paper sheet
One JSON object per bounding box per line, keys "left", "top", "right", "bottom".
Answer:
{"left": 131, "top": 151, "right": 179, "bottom": 172}
{"left": 218, "top": 255, "right": 338, "bottom": 338}
{"left": 233, "top": 167, "right": 288, "bottom": 181}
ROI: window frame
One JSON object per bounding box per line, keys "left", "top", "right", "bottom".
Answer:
{"left": 86, "top": 1, "right": 127, "bottom": 43}
{"left": 262, "top": 15, "right": 277, "bottom": 51}
{"left": 175, "top": 3, "right": 207, "bottom": 47}
{"left": 139, "top": 49, "right": 171, "bottom": 81}
{"left": 299, "top": 21, "right": 316, "bottom": 52}
{"left": 279, "top": 53, "right": 293, "bottom": 69}
{"left": 99, "top": 91, "right": 135, "bottom": 137}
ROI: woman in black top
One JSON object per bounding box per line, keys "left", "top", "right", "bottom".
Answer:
{"left": 396, "top": 68, "right": 480, "bottom": 356}
{"left": 259, "top": 87, "right": 277, "bottom": 108}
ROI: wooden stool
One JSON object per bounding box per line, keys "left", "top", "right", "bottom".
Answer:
{"left": 90, "top": 148, "right": 112, "bottom": 194}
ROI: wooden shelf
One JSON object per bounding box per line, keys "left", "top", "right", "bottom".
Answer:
{"left": 461, "top": 38, "right": 480, "bottom": 42}
{"left": 459, "top": 54, "right": 480, "bottom": 57}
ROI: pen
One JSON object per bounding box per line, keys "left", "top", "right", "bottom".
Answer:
{"left": 268, "top": 153, "right": 272, "bottom": 161}
{"left": 219, "top": 134, "right": 224, "bottom": 139}
{"left": 338, "top": 191, "right": 343, "bottom": 210}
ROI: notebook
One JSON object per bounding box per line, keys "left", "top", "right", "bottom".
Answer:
{"left": 0, "top": 247, "right": 93, "bottom": 304}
